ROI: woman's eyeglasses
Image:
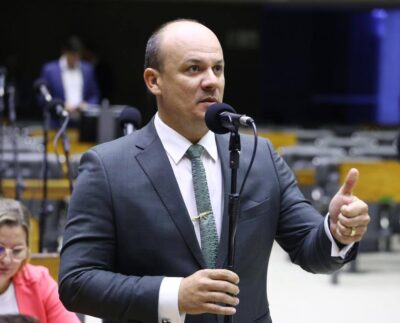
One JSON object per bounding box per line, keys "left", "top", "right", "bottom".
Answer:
{"left": 0, "top": 244, "right": 27, "bottom": 261}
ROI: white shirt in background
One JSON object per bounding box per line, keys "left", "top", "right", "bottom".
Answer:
{"left": 59, "top": 56, "right": 83, "bottom": 109}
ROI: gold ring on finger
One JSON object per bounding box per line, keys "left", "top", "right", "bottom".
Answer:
{"left": 350, "top": 227, "right": 356, "bottom": 237}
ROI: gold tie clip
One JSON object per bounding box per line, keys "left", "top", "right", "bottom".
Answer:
{"left": 191, "top": 211, "right": 212, "bottom": 221}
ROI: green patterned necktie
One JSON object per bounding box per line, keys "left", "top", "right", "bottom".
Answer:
{"left": 186, "top": 144, "right": 219, "bottom": 269}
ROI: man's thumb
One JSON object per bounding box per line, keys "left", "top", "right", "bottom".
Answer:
{"left": 341, "top": 168, "right": 359, "bottom": 195}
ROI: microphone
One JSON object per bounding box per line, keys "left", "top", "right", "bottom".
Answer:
{"left": 34, "top": 79, "right": 53, "bottom": 102}
{"left": 50, "top": 98, "right": 69, "bottom": 118}
{"left": 7, "top": 85, "right": 16, "bottom": 123}
{"left": 205, "top": 103, "right": 254, "bottom": 134}
{"left": 0, "top": 67, "right": 6, "bottom": 113}
{"left": 118, "top": 106, "right": 142, "bottom": 135}
{"left": 34, "top": 79, "right": 68, "bottom": 118}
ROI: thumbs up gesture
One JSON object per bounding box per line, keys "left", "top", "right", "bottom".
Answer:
{"left": 328, "top": 168, "right": 370, "bottom": 245}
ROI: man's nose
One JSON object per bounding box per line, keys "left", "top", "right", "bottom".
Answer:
{"left": 202, "top": 68, "right": 220, "bottom": 89}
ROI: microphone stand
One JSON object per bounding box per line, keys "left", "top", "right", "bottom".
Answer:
{"left": 8, "top": 85, "right": 24, "bottom": 200}
{"left": 49, "top": 99, "right": 73, "bottom": 194}
{"left": 54, "top": 113, "right": 73, "bottom": 194}
{"left": 0, "top": 89, "right": 5, "bottom": 195}
{"left": 62, "top": 133, "right": 73, "bottom": 194}
{"left": 39, "top": 101, "right": 51, "bottom": 252}
{"left": 224, "top": 127, "right": 241, "bottom": 323}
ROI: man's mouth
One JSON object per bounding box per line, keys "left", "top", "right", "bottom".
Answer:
{"left": 199, "top": 97, "right": 218, "bottom": 104}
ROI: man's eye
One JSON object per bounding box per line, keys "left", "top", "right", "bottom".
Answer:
{"left": 188, "top": 65, "right": 199, "bottom": 72}
{"left": 213, "top": 65, "right": 223, "bottom": 73}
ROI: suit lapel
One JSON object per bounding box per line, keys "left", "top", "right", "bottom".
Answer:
{"left": 135, "top": 121, "right": 206, "bottom": 268}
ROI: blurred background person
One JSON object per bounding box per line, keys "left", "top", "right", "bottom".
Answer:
{"left": 38, "top": 35, "right": 100, "bottom": 126}
{"left": 0, "top": 198, "right": 80, "bottom": 323}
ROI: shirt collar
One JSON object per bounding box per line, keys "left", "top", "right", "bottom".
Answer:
{"left": 59, "top": 55, "right": 80, "bottom": 71}
{"left": 154, "top": 113, "right": 218, "bottom": 164}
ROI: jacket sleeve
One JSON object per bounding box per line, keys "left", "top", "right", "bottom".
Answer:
{"left": 266, "top": 140, "right": 356, "bottom": 273}
{"left": 58, "top": 149, "right": 163, "bottom": 322}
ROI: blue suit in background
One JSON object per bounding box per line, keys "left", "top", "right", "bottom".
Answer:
{"left": 40, "top": 59, "right": 100, "bottom": 106}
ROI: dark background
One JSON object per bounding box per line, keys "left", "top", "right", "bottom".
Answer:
{"left": 1, "top": 0, "right": 398, "bottom": 127}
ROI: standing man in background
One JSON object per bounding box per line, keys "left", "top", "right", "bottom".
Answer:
{"left": 39, "top": 35, "right": 100, "bottom": 125}
{"left": 59, "top": 19, "right": 370, "bottom": 323}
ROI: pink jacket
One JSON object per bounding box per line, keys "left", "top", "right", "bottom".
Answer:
{"left": 13, "top": 264, "right": 80, "bottom": 323}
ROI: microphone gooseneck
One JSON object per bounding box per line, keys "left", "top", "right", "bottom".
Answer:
{"left": 34, "top": 79, "right": 68, "bottom": 118}
{"left": 34, "top": 79, "right": 53, "bottom": 102}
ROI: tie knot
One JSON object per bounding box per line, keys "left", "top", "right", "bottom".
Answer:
{"left": 186, "top": 144, "right": 204, "bottom": 160}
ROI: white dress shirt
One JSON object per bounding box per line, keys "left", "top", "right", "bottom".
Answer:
{"left": 153, "top": 113, "right": 352, "bottom": 323}
{"left": 155, "top": 113, "right": 222, "bottom": 323}
{"left": 0, "top": 282, "right": 19, "bottom": 315}
{"left": 59, "top": 56, "right": 83, "bottom": 109}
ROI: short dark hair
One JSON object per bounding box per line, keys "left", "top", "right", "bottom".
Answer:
{"left": 62, "top": 35, "right": 84, "bottom": 53}
{"left": 144, "top": 18, "right": 200, "bottom": 71}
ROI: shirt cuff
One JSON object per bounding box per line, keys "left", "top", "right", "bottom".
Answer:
{"left": 324, "top": 215, "right": 354, "bottom": 259}
{"left": 158, "top": 277, "right": 186, "bottom": 323}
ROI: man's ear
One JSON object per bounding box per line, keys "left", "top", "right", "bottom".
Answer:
{"left": 143, "top": 68, "right": 161, "bottom": 96}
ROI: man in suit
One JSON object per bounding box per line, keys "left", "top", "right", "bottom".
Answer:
{"left": 39, "top": 36, "right": 100, "bottom": 123}
{"left": 59, "top": 19, "right": 370, "bottom": 323}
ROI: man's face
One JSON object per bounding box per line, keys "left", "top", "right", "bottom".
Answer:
{"left": 65, "top": 51, "right": 81, "bottom": 69}
{"left": 150, "top": 22, "right": 225, "bottom": 140}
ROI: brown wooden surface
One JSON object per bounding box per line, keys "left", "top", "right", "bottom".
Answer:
{"left": 339, "top": 160, "right": 400, "bottom": 202}
{"left": 29, "top": 253, "right": 60, "bottom": 281}
{"left": 30, "top": 216, "right": 39, "bottom": 253}
{"left": 295, "top": 168, "right": 316, "bottom": 186}
{"left": 30, "top": 128, "right": 95, "bottom": 154}
{"left": 240, "top": 130, "right": 298, "bottom": 149}
{"left": 259, "top": 131, "right": 298, "bottom": 149}
{"left": 2, "top": 179, "right": 71, "bottom": 200}
{"left": 46, "top": 141, "right": 94, "bottom": 154}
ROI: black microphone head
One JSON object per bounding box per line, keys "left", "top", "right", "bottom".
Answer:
{"left": 47, "top": 98, "right": 66, "bottom": 118}
{"left": 119, "top": 106, "right": 142, "bottom": 129}
{"left": 33, "top": 79, "right": 48, "bottom": 92}
{"left": 205, "top": 103, "right": 236, "bottom": 134}
{"left": 0, "top": 67, "right": 6, "bottom": 95}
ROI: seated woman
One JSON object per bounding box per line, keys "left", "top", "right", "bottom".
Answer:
{"left": 0, "top": 198, "right": 80, "bottom": 323}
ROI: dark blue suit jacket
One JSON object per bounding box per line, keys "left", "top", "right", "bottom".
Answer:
{"left": 40, "top": 59, "right": 100, "bottom": 105}
{"left": 59, "top": 119, "right": 356, "bottom": 323}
